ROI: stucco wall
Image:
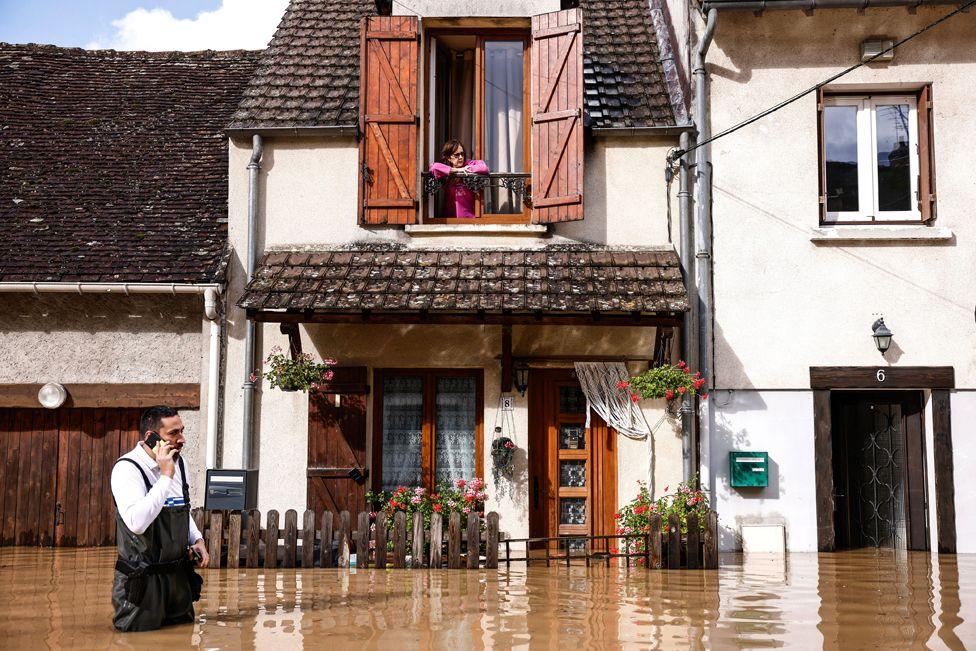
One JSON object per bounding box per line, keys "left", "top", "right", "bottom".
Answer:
{"left": 701, "top": 8, "right": 976, "bottom": 391}
{"left": 0, "top": 293, "right": 212, "bottom": 504}
{"left": 221, "top": 321, "right": 684, "bottom": 537}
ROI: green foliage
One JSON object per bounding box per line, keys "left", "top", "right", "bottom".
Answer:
{"left": 621, "top": 361, "right": 708, "bottom": 402}
{"left": 255, "top": 347, "right": 336, "bottom": 392}
{"left": 612, "top": 478, "right": 711, "bottom": 558}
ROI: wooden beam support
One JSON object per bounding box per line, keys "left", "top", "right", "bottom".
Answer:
{"left": 932, "top": 389, "right": 956, "bottom": 553}
{"left": 810, "top": 366, "right": 954, "bottom": 390}
{"left": 500, "top": 325, "right": 513, "bottom": 393}
{"left": 813, "top": 389, "right": 835, "bottom": 552}
{"left": 0, "top": 383, "right": 200, "bottom": 409}
{"left": 280, "top": 322, "right": 303, "bottom": 360}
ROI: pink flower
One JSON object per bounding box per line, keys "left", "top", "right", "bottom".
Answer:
{"left": 413, "top": 486, "right": 425, "bottom": 495}
{"left": 462, "top": 507, "right": 471, "bottom": 514}
{"left": 504, "top": 440, "right": 515, "bottom": 449}
{"left": 324, "top": 358, "right": 337, "bottom": 365}
{"left": 455, "top": 479, "right": 466, "bottom": 489}
{"left": 677, "top": 360, "right": 686, "bottom": 369}
{"left": 323, "top": 370, "right": 335, "bottom": 381}
{"left": 249, "top": 372, "right": 259, "bottom": 383}
{"left": 411, "top": 496, "right": 422, "bottom": 504}
{"left": 477, "top": 491, "right": 487, "bottom": 501}
{"left": 468, "top": 478, "right": 483, "bottom": 490}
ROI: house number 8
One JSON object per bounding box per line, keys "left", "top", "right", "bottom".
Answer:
{"left": 876, "top": 369, "right": 886, "bottom": 382}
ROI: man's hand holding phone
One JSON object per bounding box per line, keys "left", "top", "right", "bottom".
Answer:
{"left": 155, "top": 441, "right": 177, "bottom": 478}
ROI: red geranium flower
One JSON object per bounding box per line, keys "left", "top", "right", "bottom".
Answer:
{"left": 631, "top": 393, "right": 641, "bottom": 403}
{"left": 665, "top": 389, "right": 675, "bottom": 400}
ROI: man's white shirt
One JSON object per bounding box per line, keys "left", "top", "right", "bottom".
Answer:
{"left": 110, "top": 443, "right": 203, "bottom": 544}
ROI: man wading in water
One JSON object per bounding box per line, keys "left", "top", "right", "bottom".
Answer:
{"left": 110, "top": 406, "right": 209, "bottom": 631}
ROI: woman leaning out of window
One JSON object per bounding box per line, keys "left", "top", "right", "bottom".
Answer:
{"left": 429, "top": 139, "right": 488, "bottom": 218}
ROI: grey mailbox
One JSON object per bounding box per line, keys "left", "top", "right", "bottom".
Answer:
{"left": 205, "top": 469, "right": 258, "bottom": 511}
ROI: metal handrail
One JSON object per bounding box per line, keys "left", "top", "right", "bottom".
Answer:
{"left": 422, "top": 171, "right": 530, "bottom": 201}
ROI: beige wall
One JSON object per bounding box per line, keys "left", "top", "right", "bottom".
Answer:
{"left": 0, "top": 292, "right": 212, "bottom": 504}
{"left": 703, "top": 7, "right": 976, "bottom": 390}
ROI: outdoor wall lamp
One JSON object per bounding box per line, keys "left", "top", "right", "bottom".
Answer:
{"left": 872, "top": 318, "right": 893, "bottom": 356}
{"left": 38, "top": 382, "right": 67, "bottom": 409}
{"left": 513, "top": 360, "right": 530, "bottom": 396}
{"left": 374, "top": 0, "right": 392, "bottom": 15}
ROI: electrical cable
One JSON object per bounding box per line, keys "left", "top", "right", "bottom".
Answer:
{"left": 668, "top": 0, "right": 976, "bottom": 164}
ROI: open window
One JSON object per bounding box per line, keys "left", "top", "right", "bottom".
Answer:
{"left": 818, "top": 86, "right": 937, "bottom": 224}
{"left": 358, "top": 9, "right": 584, "bottom": 226}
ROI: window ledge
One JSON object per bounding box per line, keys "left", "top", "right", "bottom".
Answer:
{"left": 810, "top": 225, "right": 953, "bottom": 244}
{"left": 404, "top": 223, "right": 548, "bottom": 236}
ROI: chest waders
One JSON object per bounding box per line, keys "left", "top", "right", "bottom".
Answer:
{"left": 112, "top": 456, "right": 203, "bottom": 632}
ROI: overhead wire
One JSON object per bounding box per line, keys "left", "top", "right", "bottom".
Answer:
{"left": 668, "top": 0, "right": 976, "bottom": 164}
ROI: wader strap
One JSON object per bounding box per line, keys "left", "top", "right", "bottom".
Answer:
{"left": 177, "top": 456, "right": 190, "bottom": 504}
{"left": 117, "top": 457, "right": 153, "bottom": 491}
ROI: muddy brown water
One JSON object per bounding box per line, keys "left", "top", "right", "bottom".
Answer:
{"left": 0, "top": 548, "right": 973, "bottom": 649}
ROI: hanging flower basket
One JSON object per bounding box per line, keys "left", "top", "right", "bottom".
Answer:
{"left": 618, "top": 361, "right": 708, "bottom": 413}
{"left": 252, "top": 347, "right": 337, "bottom": 393}
{"left": 491, "top": 436, "right": 517, "bottom": 481}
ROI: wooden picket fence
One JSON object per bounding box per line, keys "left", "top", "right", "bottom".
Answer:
{"left": 191, "top": 508, "right": 501, "bottom": 570}
{"left": 501, "top": 510, "right": 720, "bottom": 570}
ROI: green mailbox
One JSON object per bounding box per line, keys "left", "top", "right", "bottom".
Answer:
{"left": 729, "top": 451, "right": 769, "bottom": 488}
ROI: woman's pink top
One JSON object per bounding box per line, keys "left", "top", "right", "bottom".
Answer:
{"left": 429, "top": 159, "right": 489, "bottom": 218}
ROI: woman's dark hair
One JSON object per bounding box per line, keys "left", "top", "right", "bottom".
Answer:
{"left": 439, "top": 139, "right": 465, "bottom": 164}
{"left": 140, "top": 405, "right": 179, "bottom": 436}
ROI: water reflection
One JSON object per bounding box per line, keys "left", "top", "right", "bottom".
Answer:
{"left": 0, "top": 548, "right": 973, "bottom": 648}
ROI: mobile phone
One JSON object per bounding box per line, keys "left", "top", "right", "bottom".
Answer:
{"left": 145, "top": 431, "right": 179, "bottom": 458}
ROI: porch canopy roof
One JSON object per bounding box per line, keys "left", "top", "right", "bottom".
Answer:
{"left": 239, "top": 245, "right": 688, "bottom": 326}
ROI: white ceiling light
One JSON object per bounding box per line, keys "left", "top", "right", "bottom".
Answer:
{"left": 38, "top": 383, "right": 68, "bottom": 409}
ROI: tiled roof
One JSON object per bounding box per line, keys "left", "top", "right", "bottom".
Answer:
{"left": 0, "top": 44, "right": 259, "bottom": 284}
{"left": 228, "top": 0, "right": 677, "bottom": 131}
{"left": 238, "top": 246, "right": 688, "bottom": 314}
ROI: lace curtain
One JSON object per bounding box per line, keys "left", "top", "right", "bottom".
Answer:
{"left": 435, "top": 376, "right": 477, "bottom": 484}
{"left": 381, "top": 375, "right": 423, "bottom": 491}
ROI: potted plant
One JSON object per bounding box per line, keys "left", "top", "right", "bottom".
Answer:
{"left": 490, "top": 429, "right": 518, "bottom": 482}
{"left": 618, "top": 360, "right": 708, "bottom": 414}
{"left": 252, "top": 347, "right": 337, "bottom": 392}
{"left": 612, "top": 478, "right": 710, "bottom": 562}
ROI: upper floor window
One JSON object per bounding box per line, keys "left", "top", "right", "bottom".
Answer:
{"left": 358, "top": 10, "right": 584, "bottom": 227}
{"left": 424, "top": 33, "right": 529, "bottom": 222}
{"left": 819, "top": 86, "right": 936, "bottom": 224}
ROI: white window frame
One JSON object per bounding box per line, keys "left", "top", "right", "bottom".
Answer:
{"left": 824, "top": 94, "right": 920, "bottom": 223}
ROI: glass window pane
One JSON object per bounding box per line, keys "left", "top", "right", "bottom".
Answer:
{"left": 381, "top": 375, "right": 423, "bottom": 491}
{"left": 484, "top": 41, "right": 524, "bottom": 215}
{"left": 559, "top": 424, "right": 585, "bottom": 450}
{"left": 560, "top": 460, "right": 586, "bottom": 487}
{"left": 560, "top": 498, "right": 586, "bottom": 525}
{"left": 825, "top": 105, "right": 860, "bottom": 213}
{"left": 558, "top": 385, "right": 586, "bottom": 414}
{"left": 875, "top": 104, "right": 912, "bottom": 212}
{"left": 435, "top": 376, "right": 477, "bottom": 485}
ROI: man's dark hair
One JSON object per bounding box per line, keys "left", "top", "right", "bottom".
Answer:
{"left": 140, "top": 405, "right": 179, "bottom": 436}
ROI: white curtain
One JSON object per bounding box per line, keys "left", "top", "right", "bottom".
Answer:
{"left": 434, "top": 376, "right": 477, "bottom": 484}
{"left": 484, "top": 41, "right": 524, "bottom": 213}
{"left": 449, "top": 50, "right": 475, "bottom": 157}
{"left": 381, "top": 375, "right": 423, "bottom": 491}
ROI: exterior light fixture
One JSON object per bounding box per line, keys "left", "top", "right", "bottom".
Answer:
{"left": 374, "top": 0, "right": 393, "bottom": 15}
{"left": 513, "top": 360, "right": 530, "bottom": 396}
{"left": 871, "top": 318, "right": 893, "bottom": 356}
{"left": 38, "top": 383, "right": 68, "bottom": 409}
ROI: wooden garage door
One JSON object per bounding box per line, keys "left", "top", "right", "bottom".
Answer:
{"left": 0, "top": 408, "right": 142, "bottom": 547}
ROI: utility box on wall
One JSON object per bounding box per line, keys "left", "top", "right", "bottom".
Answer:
{"left": 205, "top": 469, "right": 259, "bottom": 511}
{"left": 730, "top": 451, "right": 769, "bottom": 488}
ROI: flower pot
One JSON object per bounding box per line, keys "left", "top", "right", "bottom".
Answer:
{"left": 278, "top": 380, "right": 303, "bottom": 392}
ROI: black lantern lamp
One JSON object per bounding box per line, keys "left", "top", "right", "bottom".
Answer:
{"left": 374, "top": 0, "right": 393, "bottom": 15}
{"left": 513, "top": 360, "right": 530, "bottom": 396}
{"left": 872, "top": 317, "right": 893, "bottom": 356}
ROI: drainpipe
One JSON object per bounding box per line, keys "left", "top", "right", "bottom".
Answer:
{"left": 204, "top": 287, "right": 221, "bottom": 470}
{"left": 677, "top": 130, "right": 698, "bottom": 483}
{"left": 242, "top": 134, "right": 263, "bottom": 470}
{"left": 694, "top": 8, "right": 718, "bottom": 483}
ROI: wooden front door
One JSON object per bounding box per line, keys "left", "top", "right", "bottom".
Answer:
{"left": 831, "top": 391, "right": 927, "bottom": 551}
{"left": 528, "top": 369, "right": 617, "bottom": 550}
{"left": 307, "top": 368, "right": 369, "bottom": 523}
{"left": 1, "top": 407, "right": 142, "bottom": 547}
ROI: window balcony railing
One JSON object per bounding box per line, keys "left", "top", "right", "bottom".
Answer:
{"left": 422, "top": 172, "right": 531, "bottom": 203}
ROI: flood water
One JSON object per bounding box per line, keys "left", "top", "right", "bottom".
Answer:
{"left": 0, "top": 547, "right": 973, "bottom": 649}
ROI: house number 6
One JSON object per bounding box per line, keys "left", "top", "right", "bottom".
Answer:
{"left": 876, "top": 369, "right": 886, "bottom": 382}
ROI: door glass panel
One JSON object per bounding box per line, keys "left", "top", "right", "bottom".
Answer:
{"left": 484, "top": 40, "right": 524, "bottom": 214}
{"left": 559, "top": 424, "right": 585, "bottom": 450}
{"left": 558, "top": 386, "right": 586, "bottom": 414}
{"left": 560, "top": 460, "right": 586, "bottom": 487}
{"left": 875, "top": 104, "right": 912, "bottom": 212}
{"left": 560, "top": 498, "right": 586, "bottom": 525}
{"left": 824, "top": 105, "right": 860, "bottom": 213}
{"left": 381, "top": 375, "right": 423, "bottom": 491}
{"left": 434, "top": 376, "right": 477, "bottom": 485}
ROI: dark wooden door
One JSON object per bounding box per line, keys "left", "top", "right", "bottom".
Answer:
{"left": 831, "top": 392, "right": 927, "bottom": 551}
{"left": 307, "top": 368, "right": 369, "bottom": 523}
{"left": 1, "top": 407, "right": 142, "bottom": 547}
{"left": 528, "top": 369, "right": 617, "bottom": 551}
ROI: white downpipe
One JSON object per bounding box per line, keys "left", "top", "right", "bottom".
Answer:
{"left": 204, "top": 288, "right": 221, "bottom": 470}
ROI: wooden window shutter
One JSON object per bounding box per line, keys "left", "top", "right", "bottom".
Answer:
{"left": 816, "top": 86, "right": 827, "bottom": 223}
{"left": 358, "top": 16, "right": 420, "bottom": 225}
{"left": 530, "top": 8, "right": 584, "bottom": 224}
{"left": 917, "top": 84, "right": 937, "bottom": 222}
